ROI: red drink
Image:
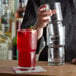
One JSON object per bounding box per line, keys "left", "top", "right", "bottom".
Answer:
{"left": 17, "top": 29, "right": 37, "bottom": 67}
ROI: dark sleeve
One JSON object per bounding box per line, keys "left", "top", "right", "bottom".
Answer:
{"left": 61, "top": 0, "right": 72, "bottom": 25}
{"left": 21, "top": 0, "right": 37, "bottom": 29}
{"left": 61, "top": 0, "right": 76, "bottom": 62}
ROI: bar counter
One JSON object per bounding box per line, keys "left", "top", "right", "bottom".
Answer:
{"left": 0, "top": 60, "right": 76, "bottom": 76}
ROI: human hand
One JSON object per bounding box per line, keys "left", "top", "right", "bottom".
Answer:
{"left": 35, "top": 4, "right": 56, "bottom": 29}
{"left": 72, "top": 58, "right": 76, "bottom": 64}
{"left": 35, "top": 4, "right": 56, "bottom": 39}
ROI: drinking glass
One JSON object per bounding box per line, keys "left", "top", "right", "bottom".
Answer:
{"left": 17, "top": 29, "right": 37, "bottom": 68}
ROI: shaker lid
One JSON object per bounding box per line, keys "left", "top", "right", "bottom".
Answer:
{"left": 55, "top": 2, "right": 63, "bottom": 21}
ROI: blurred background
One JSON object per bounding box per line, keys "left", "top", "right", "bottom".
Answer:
{"left": 0, "top": 0, "right": 28, "bottom": 60}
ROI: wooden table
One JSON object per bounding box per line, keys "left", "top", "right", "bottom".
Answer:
{"left": 0, "top": 60, "right": 76, "bottom": 76}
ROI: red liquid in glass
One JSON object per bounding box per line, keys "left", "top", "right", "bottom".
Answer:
{"left": 17, "top": 29, "right": 37, "bottom": 67}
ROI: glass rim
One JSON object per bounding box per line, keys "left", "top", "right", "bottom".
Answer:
{"left": 17, "top": 29, "right": 37, "bottom": 32}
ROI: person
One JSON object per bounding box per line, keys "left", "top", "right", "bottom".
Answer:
{"left": 21, "top": 0, "right": 76, "bottom": 64}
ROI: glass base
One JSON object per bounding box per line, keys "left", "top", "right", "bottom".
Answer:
{"left": 18, "top": 66, "right": 35, "bottom": 70}
{"left": 48, "top": 62, "right": 65, "bottom": 66}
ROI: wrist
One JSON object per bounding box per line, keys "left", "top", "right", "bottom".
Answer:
{"left": 34, "top": 20, "right": 45, "bottom": 29}
{"left": 34, "top": 22, "right": 43, "bottom": 39}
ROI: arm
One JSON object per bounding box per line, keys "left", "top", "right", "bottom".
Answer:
{"left": 21, "top": 1, "right": 55, "bottom": 54}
